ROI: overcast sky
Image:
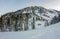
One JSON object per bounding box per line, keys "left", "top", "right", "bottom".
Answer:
{"left": 0, "top": 0, "right": 60, "bottom": 16}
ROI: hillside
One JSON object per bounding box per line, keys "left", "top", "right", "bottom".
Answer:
{"left": 0, "top": 6, "right": 60, "bottom": 32}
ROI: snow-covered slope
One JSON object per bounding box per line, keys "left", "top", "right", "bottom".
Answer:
{"left": 0, "top": 22, "right": 60, "bottom": 39}
{"left": 0, "top": 6, "right": 60, "bottom": 32}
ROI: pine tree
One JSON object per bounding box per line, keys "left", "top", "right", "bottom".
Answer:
{"left": 32, "top": 7, "right": 35, "bottom": 29}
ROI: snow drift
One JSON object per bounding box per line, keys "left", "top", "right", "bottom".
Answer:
{"left": 0, "top": 22, "right": 60, "bottom": 39}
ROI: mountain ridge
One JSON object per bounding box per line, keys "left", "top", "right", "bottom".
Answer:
{"left": 0, "top": 6, "right": 60, "bottom": 32}
{"left": 1, "top": 6, "right": 60, "bottom": 17}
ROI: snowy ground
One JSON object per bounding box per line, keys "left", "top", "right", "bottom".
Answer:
{"left": 0, "top": 22, "right": 60, "bottom": 39}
